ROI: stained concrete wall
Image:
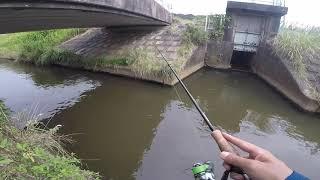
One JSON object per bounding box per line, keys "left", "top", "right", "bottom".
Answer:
{"left": 224, "top": 12, "right": 283, "bottom": 42}
{"left": 0, "top": 0, "right": 172, "bottom": 34}
{"left": 206, "top": 39, "right": 320, "bottom": 112}
{"left": 251, "top": 42, "right": 320, "bottom": 112}
{"left": 174, "top": 45, "right": 207, "bottom": 85}
{"left": 206, "top": 2, "right": 320, "bottom": 112}
{"left": 226, "top": 1, "right": 288, "bottom": 15}
{"left": 223, "top": 1, "right": 287, "bottom": 53}
{"left": 59, "top": 25, "right": 205, "bottom": 86}
{"left": 205, "top": 40, "right": 233, "bottom": 69}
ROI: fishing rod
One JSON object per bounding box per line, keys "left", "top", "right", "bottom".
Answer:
{"left": 157, "top": 49, "right": 214, "bottom": 132}
{"left": 155, "top": 46, "right": 248, "bottom": 180}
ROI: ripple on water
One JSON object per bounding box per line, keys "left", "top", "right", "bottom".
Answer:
{"left": 1, "top": 60, "right": 320, "bottom": 179}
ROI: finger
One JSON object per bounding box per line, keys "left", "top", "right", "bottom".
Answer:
{"left": 223, "top": 162, "right": 231, "bottom": 170}
{"left": 222, "top": 132, "right": 264, "bottom": 156}
{"left": 230, "top": 172, "right": 244, "bottom": 180}
{"left": 220, "top": 151, "right": 256, "bottom": 171}
{"left": 211, "top": 130, "right": 237, "bottom": 154}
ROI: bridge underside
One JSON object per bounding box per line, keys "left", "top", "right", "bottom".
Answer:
{"left": 0, "top": 0, "right": 172, "bottom": 34}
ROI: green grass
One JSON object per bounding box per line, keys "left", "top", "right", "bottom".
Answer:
{"left": 183, "top": 24, "right": 208, "bottom": 46}
{"left": 128, "top": 48, "right": 171, "bottom": 78}
{"left": 0, "top": 102, "right": 8, "bottom": 123}
{"left": 0, "top": 33, "right": 22, "bottom": 59}
{"left": 273, "top": 26, "right": 320, "bottom": 78}
{"left": 0, "top": 102, "right": 100, "bottom": 179}
{"left": 175, "top": 14, "right": 229, "bottom": 42}
{"left": 207, "top": 14, "right": 230, "bottom": 41}
{"left": 172, "top": 15, "right": 208, "bottom": 46}
{"left": 171, "top": 23, "right": 207, "bottom": 72}
{"left": 272, "top": 26, "right": 320, "bottom": 100}
{"left": 0, "top": 29, "right": 173, "bottom": 80}
{"left": 0, "top": 29, "right": 85, "bottom": 64}
{"left": 0, "top": 19, "right": 207, "bottom": 81}
{"left": 38, "top": 48, "right": 173, "bottom": 80}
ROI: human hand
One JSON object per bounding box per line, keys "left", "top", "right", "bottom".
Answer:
{"left": 212, "top": 130, "right": 293, "bottom": 180}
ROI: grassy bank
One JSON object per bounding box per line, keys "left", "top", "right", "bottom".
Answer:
{"left": 174, "top": 14, "right": 229, "bottom": 41}
{"left": 0, "top": 29, "right": 85, "bottom": 62}
{"left": 0, "top": 102, "right": 100, "bottom": 179}
{"left": 48, "top": 22, "right": 207, "bottom": 80}
{"left": 41, "top": 47, "right": 174, "bottom": 80}
{"left": 0, "top": 18, "right": 207, "bottom": 81}
{"left": 273, "top": 26, "right": 320, "bottom": 78}
{"left": 272, "top": 26, "right": 320, "bottom": 100}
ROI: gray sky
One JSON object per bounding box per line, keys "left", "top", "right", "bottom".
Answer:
{"left": 170, "top": 0, "right": 320, "bottom": 26}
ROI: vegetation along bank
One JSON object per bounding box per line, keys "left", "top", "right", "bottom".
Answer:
{"left": 264, "top": 26, "right": 320, "bottom": 112}
{"left": 0, "top": 101, "right": 100, "bottom": 179}
{"left": 0, "top": 15, "right": 208, "bottom": 179}
{"left": 0, "top": 16, "right": 208, "bottom": 85}
{"left": 272, "top": 26, "right": 320, "bottom": 101}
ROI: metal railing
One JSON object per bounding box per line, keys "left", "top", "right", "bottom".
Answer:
{"left": 232, "top": 0, "right": 286, "bottom": 6}
{"left": 155, "top": 0, "right": 172, "bottom": 11}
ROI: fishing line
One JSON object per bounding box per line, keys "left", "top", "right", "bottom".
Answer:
{"left": 154, "top": 45, "right": 248, "bottom": 180}
{"left": 155, "top": 46, "right": 214, "bottom": 131}
{"left": 173, "top": 82, "right": 183, "bottom": 102}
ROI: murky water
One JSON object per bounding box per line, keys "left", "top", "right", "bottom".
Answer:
{"left": 1, "top": 59, "right": 320, "bottom": 179}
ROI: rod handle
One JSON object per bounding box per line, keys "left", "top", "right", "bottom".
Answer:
{"left": 211, "top": 130, "right": 237, "bottom": 154}
{"left": 211, "top": 131, "right": 247, "bottom": 177}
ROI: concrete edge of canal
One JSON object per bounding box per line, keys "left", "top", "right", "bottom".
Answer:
{"left": 56, "top": 44, "right": 206, "bottom": 86}
{"left": 56, "top": 26, "right": 207, "bottom": 86}
{"left": 251, "top": 42, "right": 320, "bottom": 113}
{"left": 56, "top": 29, "right": 320, "bottom": 113}
{"left": 1, "top": 32, "right": 319, "bottom": 112}
{"left": 206, "top": 40, "right": 320, "bottom": 113}
{"left": 205, "top": 1, "right": 320, "bottom": 113}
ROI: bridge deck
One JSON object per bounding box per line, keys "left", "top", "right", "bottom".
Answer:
{"left": 0, "top": 0, "right": 172, "bottom": 34}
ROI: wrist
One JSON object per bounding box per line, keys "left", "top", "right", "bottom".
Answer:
{"left": 276, "top": 162, "right": 293, "bottom": 180}
{"left": 286, "top": 171, "right": 310, "bottom": 180}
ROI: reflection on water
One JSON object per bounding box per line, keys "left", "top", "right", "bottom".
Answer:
{"left": 0, "top": 59, "right": 319, "bottom": 179}
{"left": 183, "top": 70, "right": 320, "bottom": 179}
{"left": 0, "top": 59, "right": 100, "bottom": 128}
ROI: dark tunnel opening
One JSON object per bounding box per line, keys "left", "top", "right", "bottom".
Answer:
{"left": 230, "top": 50, "right": 255, "bottom": 70}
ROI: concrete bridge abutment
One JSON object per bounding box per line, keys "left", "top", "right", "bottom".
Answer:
{"left": 58, "top": 24, "right": 206, "bottom": 85}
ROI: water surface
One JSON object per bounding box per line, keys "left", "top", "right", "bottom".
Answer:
{"left": 0, "top": 59, "right": 319, "bottom": 179}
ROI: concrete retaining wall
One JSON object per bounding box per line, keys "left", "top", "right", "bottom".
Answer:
{"left": 55, "top": 44, "right": 206, "bottom": 86}
{"left": 176, "top": 45, "right": 207, "bottom": 85}
{"left": 251, "top": 43, "right": 320, "bottom": 112}
{"left": 205, "top": 39, "right": 320, "bottom": 112}
{"left": 205, "top": 40, "right": 233, "bottom": 69}
{"left": 59, "top": 27, "right": 206, "bottom": 86}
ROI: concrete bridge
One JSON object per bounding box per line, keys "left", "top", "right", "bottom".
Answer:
{"left": 0, "top": 0, "right": 172, "bottom": 34}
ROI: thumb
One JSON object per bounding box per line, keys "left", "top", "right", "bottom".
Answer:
{"left": 220, "top": 151, "right": 255, "bottom": 170}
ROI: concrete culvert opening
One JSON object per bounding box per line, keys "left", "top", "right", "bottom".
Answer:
{"left": 230, "top": 50, "right": 255, "bottom": 70}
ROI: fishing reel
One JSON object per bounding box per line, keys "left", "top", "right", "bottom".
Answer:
{"left": 192, "top": 161, "right": 215, "bottom": 180}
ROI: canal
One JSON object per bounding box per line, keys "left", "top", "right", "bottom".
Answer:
{"left": 0, "top": 59, "right": 320, "bottom": 179}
